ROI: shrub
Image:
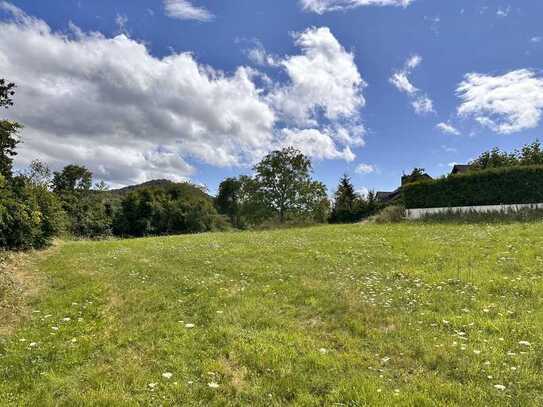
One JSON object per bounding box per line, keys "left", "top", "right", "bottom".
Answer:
{"left": 0, "top": 175, "right": 65, "bottom": 249}
{"left": 113, "top": 185, "right": 227, "bottom": 237}
{"left": 371, "top": 205, "right": 405, "bottom": 224}
{"left": 403, "top": 165, "right": 543, "bottom": 209}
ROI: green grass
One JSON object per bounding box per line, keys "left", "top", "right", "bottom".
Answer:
{"left": 1, "top": 223, "right": 543, "bottom": 406}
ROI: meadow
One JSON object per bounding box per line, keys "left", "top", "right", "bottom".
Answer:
{"left": 1, "top": 223, "right": 542, "bottom": 406}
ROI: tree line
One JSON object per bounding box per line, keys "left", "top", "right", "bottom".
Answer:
{"left": 0, "top": 78, "right": 380, "bottom": 250}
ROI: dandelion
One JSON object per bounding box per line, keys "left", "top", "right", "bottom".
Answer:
{"left": 162, "top": 372, "right": 173, "bottom": 379}
{"left": 148, "top": 383, "right": 158, "bottom": 389}
{"left": 494, "top": 384, "right": 506, "bottom": 391}
{"left": 208, "top": 382, "right": 220, "bottom": 389}
{"left": 319, "top": 348, "right": 328, "bottom": 354}
{"left": 62, "top": 317, "right": 71, "bottom": 322}
{"left": 29, "top": 342, "right": 38, "bottom": 347}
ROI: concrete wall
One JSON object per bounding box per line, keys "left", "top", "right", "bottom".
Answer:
{"left": 406, "top": 203, "right": 543, "bottom": 220}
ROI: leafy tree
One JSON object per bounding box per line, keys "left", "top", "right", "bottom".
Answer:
{"left": 113, "top": 184, "right": 226, "bottom": 237}
{"left": 470, "top": 148, "right": 517, "bottom": 170}
{"left": 0, "top": 120, "right": 21, "bottom": 178}
{"left": 254, "top": 147, "right": 327, "bottom": 223}
{"left": 402, "top": 168, "right": 430, "bottom": 185}
{"left": 216, "top": 177, "right": 242, "bottom": 227}
{"left": 52, "top": 165, "right": 111, "bottom": 237}
{"left": 0, "top": 79, "right": 15, "bottom": 109}
{"left": 23, "top": 160, "right": 53, "bottom": 188}
{"left": 0, "top": 79, "right": 21, "bottom": 178}
{"left": 518, "top": 140, "right": 543, "bottom": 166}
{"left": 52, "top": 165, "right": 93, "bottom": 193}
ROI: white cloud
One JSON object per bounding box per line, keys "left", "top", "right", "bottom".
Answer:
{"left": 300, "top": 0, "right": 414, "bottom": 14}
{"left": 281, "top": 128, "right": 355, "bottom": 161}
{"left": 163, "top": 0, "right": 214, "bottom": 22}
{"left": 496, "top": 6, "right": 510, "bottom": 18}
{"left": 457, "top": 69, "right": 543, "bottom": 134}
{"left": 269, "top": 27, "right": 366, "bottom": 126}
{"left": 412, "top": 96, "right": 434, "bottom": 114}
{"left": 531, "top": 36, "right": 542, "bottom": 44}
{"left": 355, "top": 163, "right": 375, "bottom": 174}
{"left": 437, "top": 122, "right": 461, "bottom": 136}
{"left": 390, "top": 55, "right": 435, "bottom": 115}
{"left": 355, "top": 186, "right": 369, "bottom": 197}
{"left": 0, "top": 5, "right": 367, "bottom": 185}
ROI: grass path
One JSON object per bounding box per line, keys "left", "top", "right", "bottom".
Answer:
{"left": 1, "top": 223, "right": 542, "bottom": 405}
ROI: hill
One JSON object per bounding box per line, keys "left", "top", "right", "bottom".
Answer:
{"left": 1, "top": 223, "right": 542, "bottom": 405}
{"left": 108, "top": 179, "right": 212, "bottom": 199}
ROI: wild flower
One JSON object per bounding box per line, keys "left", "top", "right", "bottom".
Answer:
{"left": 208, "top": 382, "right": 220, "bottom": 389}
{"left": 185, "top": 323, "right": 195, "bottom": 328}
{"left": 162, "top": 372, "right": 173, "bottom": 379}
{"left": 494, "top": 384, "right": 506, "bottom": 391}
{"left": 518, "top": 341, "right": 531, "bottom": 347}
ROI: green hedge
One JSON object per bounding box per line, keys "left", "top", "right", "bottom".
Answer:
{"left": 403, "top": 165, "right": 543, "bottom": 209}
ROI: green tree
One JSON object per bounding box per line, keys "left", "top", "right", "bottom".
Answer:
{"left": 330, "top": 175, "right": 359, "bottom": 223}
{"left": 215, "top": 177, "right": 242, "bottom": 227}
{"left": 0, "top": 78, "right": 15, "bottom": 109}
{"left": 254, "top": 147, "right": 327, "bottom": 223}
{"left": 470, "top": 148, "right": 517, "bottom": 170}
{"left": 52, "top": 165, "right": 93, "bottom": 193}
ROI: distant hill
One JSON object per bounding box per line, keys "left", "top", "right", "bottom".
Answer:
{"left": 105, "top": 179, "right": 212, "bottom": 200}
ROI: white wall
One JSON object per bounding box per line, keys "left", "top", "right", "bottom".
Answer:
{"left": 406, "top": 203, "right": 543, "bottom": 220}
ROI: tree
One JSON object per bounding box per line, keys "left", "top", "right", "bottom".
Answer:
{"left": 0, "top": 79, "right": 15, "bottom": 109}
{"left": 0, "top": 78, "right": 21, "bottom": 178}
{"left": 330, "top": 175, "right": 359, "bottom": 223}
{"left": 52, "top": 165, "right": 93, "bottom": 193}
{"left": 254, "top": 147, "right": 327, "bottom": 223}
{"left": 0, "top": 120, "right": 21, "bottom": 178}
{"left": 518, "top": 140, "right": 543, "bottom": 166}
{"left": 470, "top": 148, "right": 517, "bottom": 170}
{"left": 215, "top": 177, "right": 242, "bottom": 227}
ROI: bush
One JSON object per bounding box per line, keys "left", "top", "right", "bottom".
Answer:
{"left": 0, "top": 176, "right": 65, "bottom": 249}
{"left": 370, "top": 205, "right": 405, "bottom": 224}
{"left": 403, "top": 165, "right": 543, "bottom": 209}
{"left": 414, "top": 207, "right": 543, "bottom": 224}
{"left": 113, "top": 185, "right": 228, "bottom": 237}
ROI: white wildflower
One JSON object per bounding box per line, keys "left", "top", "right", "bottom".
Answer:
{"left": 208, "top": 382, "right": 220, "bottom": 389}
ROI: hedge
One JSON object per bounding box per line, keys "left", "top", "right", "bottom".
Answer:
{"left": 403, "top": 165, "right": 543, "bottom": 209}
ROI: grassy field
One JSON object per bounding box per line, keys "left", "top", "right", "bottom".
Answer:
{"left": 1, "top": 223, "right": 542, "bottom": 406}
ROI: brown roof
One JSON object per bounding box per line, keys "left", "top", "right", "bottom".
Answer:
{"left": 451, "top": 164, "right": 470, "bottom": 175}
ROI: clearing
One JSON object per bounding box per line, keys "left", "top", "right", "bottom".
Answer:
{"left": 1, "top": 223, "right": 542, "bottom": 406}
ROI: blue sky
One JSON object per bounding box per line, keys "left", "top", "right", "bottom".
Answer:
{"left": 2, "top": 0, "right": 543, "bottom": 193}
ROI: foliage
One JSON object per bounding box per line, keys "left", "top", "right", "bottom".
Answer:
{"left": 0, "top": 120, "right": 22, "bottom": 179}
{"left": 415, "top": 207, "right": 543, "bottom": 224}
{"left": 215, "top": 177, "right": 243, "bottom": 227}
{"left": 403, "top": 165, "right": 543, "bottom": 209}
{"left": 470, "top": 140, "right": 543, "bottom": 170}
{"left": 113, "top": 184, "right": 227, "bottom": 237}
{"left": 52, "top": 165, "right": 111, "bottom": 238}
{"left": 371, "top": 205, "right": 405, "bottom": 224}
{"left": 402, "top": 167, "right": 431, "bottom": 185}
{"left": 330, "top": 175, "right": 380, "bottom": 223}
{"left": 0, "top": 79, "right": 15, "bottom": 109}
{"left": 254, "top": 147, "right": 327, "bottom": 223}
{"left": 0, "top": 174, "right": 65, "bottom": 249}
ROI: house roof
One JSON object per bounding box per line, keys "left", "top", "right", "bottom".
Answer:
{"left": 451, "top": 164, "right": 470, "bottom": 175}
